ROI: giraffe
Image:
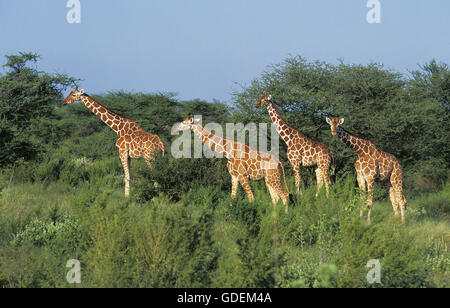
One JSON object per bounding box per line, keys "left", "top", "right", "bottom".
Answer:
{"left": 62, "top": 88, "right": 164, "bottom": 197}
{"left": 256, "top": 94, "right": 333, "bottom": 197}
{"left": 173, "top": 114, "right": 291, "bottom": 210}
{"left": 326, "top": 117, "right": 406, "bottom": 223}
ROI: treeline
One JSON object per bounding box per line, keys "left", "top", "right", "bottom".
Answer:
{"left": 234, "top": 57, "right": 450, "bottom": 193}
{"left": 1, "top": 53, "right": 449, "bottom": 194}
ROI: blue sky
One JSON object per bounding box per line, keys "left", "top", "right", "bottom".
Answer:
{"left": 1, "top": 0, "right": 449, "bottom": 103}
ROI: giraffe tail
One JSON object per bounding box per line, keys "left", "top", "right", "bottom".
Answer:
{"left": 159, "top": 138, "right": 165, "bottom": 156}
{"left": 279, "top": 161, "right": 290, "bottom": 195}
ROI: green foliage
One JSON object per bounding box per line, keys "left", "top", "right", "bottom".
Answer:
{"left": 0, "top": 172, "right": 449, "bottom": 288}
{"left": 0, "top": 52, "right": 449, "bottom": 288}
{"left": 11, "top": 216, "right": 83, "bottom": 253}
{"left": 133, "top": 153, "right": 230, "bottom": 202}
{"left": 0, "top": 52, "right": 77, "bottom": 165}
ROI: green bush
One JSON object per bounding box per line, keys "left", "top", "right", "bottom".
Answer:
{"left": 1, "top": 177, "right": 449, "bottom": 288}
{"left": 11, "top": 216, "right": 83, "bottom": 254}
{"left": 133, "top": 154, "right": 230, "bottom": 202}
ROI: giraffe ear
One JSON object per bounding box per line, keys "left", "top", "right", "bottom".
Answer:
{"left": 267, "top": 95, "right": 272, "bottom": 101}
{"left": 326, "top": 117, "right": 331, "bottom": 125}
{"left": 80, "top": 89, "right": 85, "bottom": 95}
{"left": 339, "top": 118, "right": 344, "bottom": 125}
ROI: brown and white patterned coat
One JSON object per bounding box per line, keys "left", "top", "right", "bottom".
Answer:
{"left": 62, "top": 88, "right": 164, "bottom": 197}
{"left": 256, "top": 94, "right": 332, "bottom": 196}
{"left": 173, "top": 114, "right": 290, "bottom": 210}
{"left": 326, "top": 117, "right": 406, "bottom": 223}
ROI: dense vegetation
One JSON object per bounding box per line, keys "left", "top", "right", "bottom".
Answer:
{"left": 0, "top": 53, "right": 448, "bottom": 287}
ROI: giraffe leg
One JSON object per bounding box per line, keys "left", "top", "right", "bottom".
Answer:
{"left": 266, "top": 183, "right": 280, "bottom": 206}
{"left": 267, "top": 178, "right": 289, "bottom": 212}
{"left": 230, "top": 176, "right": 239, "bottom": 200}
{"left": 365, "top": 175, "right": 375, "bottom": 224}
{"left": 227, "top": 161, "right": 240, "bottom": 203}
{"left": 321, "top": 167, "right": 331, "bottom": 197}
{"left": 119, "top": 150, "right": 131, "bottom": 197}
{"left": 391, "top": 170, "right": 406, "bottom": 223}
{"left": 315, "top": 168, "right": 324, "bottom": 198}
{"left": 275, "top": 183, "right": 289, "bottom": 213}
{"left": 264, "top": 168, "right": 289, "bottom": 212}
{"left": 356, "top": 171, "right": 366, "bottom": 217}
{"left": 292, "top": 162, "right": 302, "bottom": 194}
{"left": 389, "top": 186, "right": 399, "bottom": 216}
{"left": 239, "top": 176, "right": 254, "bottom": 202}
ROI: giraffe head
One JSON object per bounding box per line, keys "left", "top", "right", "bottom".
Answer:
{"left": 326, "top": 117, "right": 344, "bottom": 136}
{"left": 255, "top": 94, "right": 273, "bottom": 108}
{"left": 173, "top": 113, "right": 200, "bottom": 133}
{"left": 62, "top": 88, "right": 85, "bottom": 105}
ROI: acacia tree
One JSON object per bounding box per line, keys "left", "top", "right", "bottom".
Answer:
{"left": 0, "top": 52, "right": 77, "bottom": 166}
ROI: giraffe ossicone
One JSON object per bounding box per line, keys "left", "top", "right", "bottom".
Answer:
{"left": 256, "top": 94, "right": 333, "bottom": 197}
{"left": 326, "top": 116, "right": 407, "bottom": 223}
{"left": 62, "top": 88, "right": 164, "bottom": 197}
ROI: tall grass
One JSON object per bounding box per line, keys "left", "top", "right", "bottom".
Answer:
{"left": 0, "top": 161, "right": 448, "bottom": 288}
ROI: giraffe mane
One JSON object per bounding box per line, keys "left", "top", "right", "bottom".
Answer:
{"left": 83, "top": 94, "right": 135, "bottom": 122}
{"left": 339, "top": 126, "right": 375, "bottom": 145}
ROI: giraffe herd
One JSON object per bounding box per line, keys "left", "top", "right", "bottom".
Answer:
{"left": 61, "top": 89, "right": 407, "bottom": 223}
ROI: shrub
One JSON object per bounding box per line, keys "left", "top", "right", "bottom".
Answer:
{"left": 11, "top": 215, "right": 83, "bottom": 255}
{"left": 133, "top": 154, "right": 230, "bottom": 202}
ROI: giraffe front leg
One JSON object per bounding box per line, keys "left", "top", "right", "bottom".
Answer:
{"left": 119, "top": 150, "right": 131, "bottom": 197}
{"left": 265, "top": 183, "right": 280, "bottom": 206}
{"left": 227, "top": 161, "right": 239, "bottom": 204}
{"left": 272, "top": 181, "right": 290, "bottom": 213}
{"left": 315, "top": 168, "right": 324, "bottom": 198}
{"left": 264, "top": 168, "right": 289, "bottom": 212}
{"left": 239, "top": 176, "right": 254, "bottom": 202}
{"left": 230, "top": 176, "right": 239, "bottom": 201}
{"left": 399, "top": 194, "right": 407, "bottom": 224}
{"left": 356, "top": 171, "right": 366, "bottom": 217}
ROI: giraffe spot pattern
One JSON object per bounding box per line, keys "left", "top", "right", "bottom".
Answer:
{"left": 326, "top": 116, "right": 406, "bottom": 222}
{"left": 183, "top": 122, "right": 290, "bottom": 206}
{"left": 256, "top": 99, "right": 333, "bottom": 196}
{"left": 68, "top": 95, "right": 165, "bottom": 197}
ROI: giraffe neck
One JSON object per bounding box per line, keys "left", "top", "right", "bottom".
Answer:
{"left": 191, "top": 124, "right": 232, "bottom": 159}
{"left": 80, "top": 95, "right": 135, "bottom": 135}
{"left": 266, "top": 103, "right": 301, "bottom": 146}
{"left": 336, "top": 126, "right": 369, "bottom": 156}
